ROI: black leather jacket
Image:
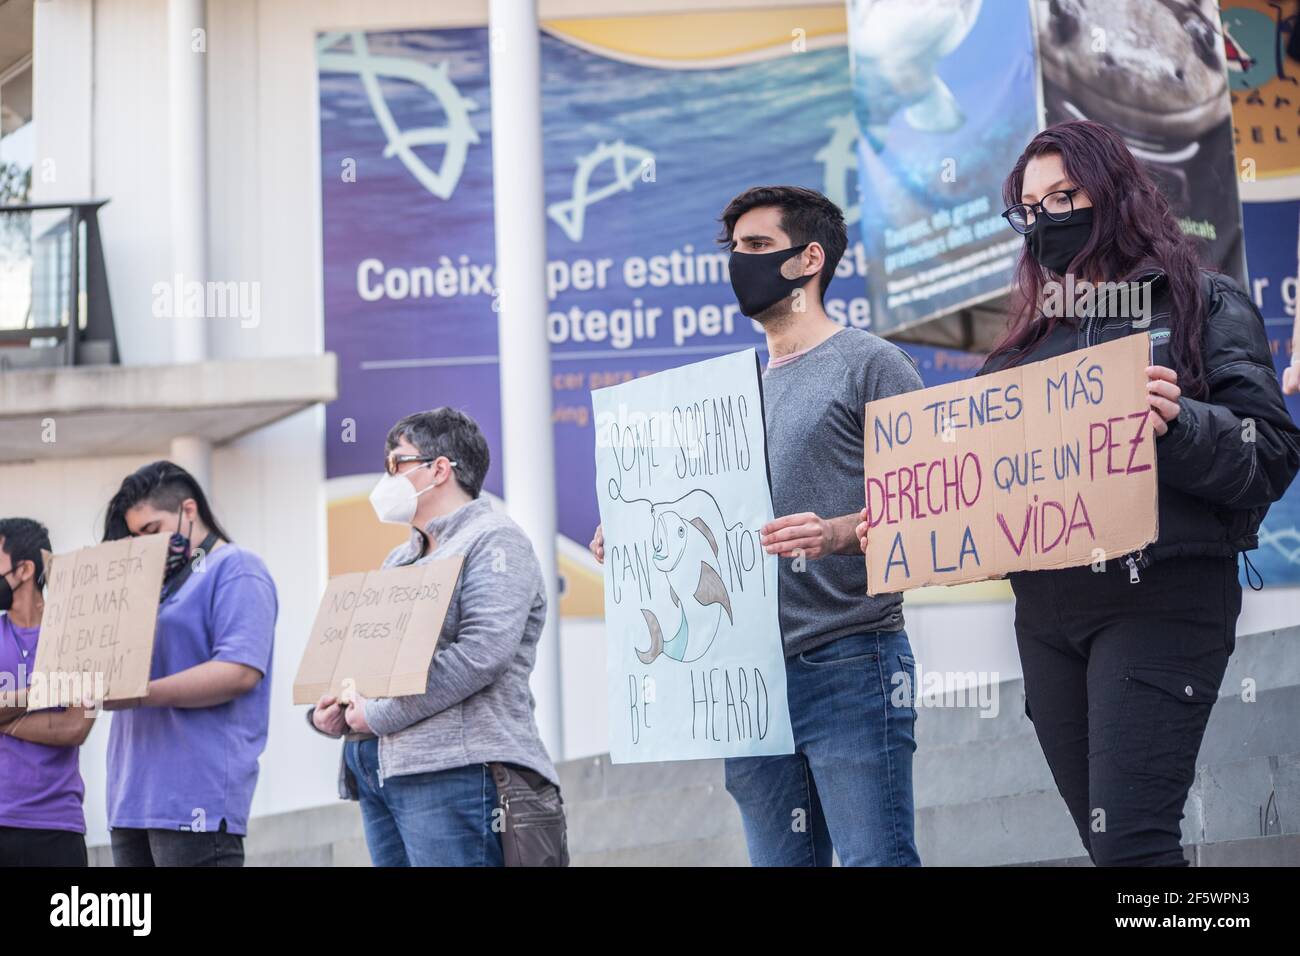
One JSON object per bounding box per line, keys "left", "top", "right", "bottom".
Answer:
{"left": 980, "top": 270, "right": 1300, "bottom": 576}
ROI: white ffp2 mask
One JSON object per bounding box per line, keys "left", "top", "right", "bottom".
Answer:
{"left": 369, "top": 465, "right": 435, "bottom": 525}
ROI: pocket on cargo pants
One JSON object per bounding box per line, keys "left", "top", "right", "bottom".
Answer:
{"left": 1110, "top": 664, "right": 1218, "bottom": 782}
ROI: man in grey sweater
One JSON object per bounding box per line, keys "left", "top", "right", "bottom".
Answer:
{"left": 592, "top": 186, "right": 923, "bottom": 865}
{"left": 309, "top": 408, "right": 558, "bottom": 866}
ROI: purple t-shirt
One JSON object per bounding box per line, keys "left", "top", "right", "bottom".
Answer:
{"left": 107, "top": 544, "right": 277, "bottom": 835}
{"left": 0, "top": 614, "right": 86, "bottom": 833}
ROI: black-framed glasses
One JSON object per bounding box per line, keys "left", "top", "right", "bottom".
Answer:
{"left": 1001, "top": 188, "right": 1081, "bottom": 234}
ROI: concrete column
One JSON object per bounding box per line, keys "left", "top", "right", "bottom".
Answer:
{"left": 168, "top": 0, "right": 209, "bottom": 365}
{"left": 488, "top": 0, "right": 564, "bottom": 760}
{"left": 167, "top": 0, "right": 212, "bottom": 487}
{"left": 30, "top": 0, "right": 93, "bottom": 203}
{"left": 170, "top": 435, "right": 212, "bottom": 491}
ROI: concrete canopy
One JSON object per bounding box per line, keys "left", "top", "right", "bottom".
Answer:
{"left": 0, "top": 353, "right": 337, "bottom": 462}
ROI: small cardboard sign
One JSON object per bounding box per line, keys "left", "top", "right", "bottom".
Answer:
{"left": 29, "top": 534, "right": 170, "bottom": 705}
{"left": 863, "top": 333, "right": 1158, "bottom": 593}
{"left": 292, "top": 558, "right": 464, "bottom": 705}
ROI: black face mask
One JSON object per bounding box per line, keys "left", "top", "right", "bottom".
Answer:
{"left": 729, "top": 243, "right": 813, "bottom": 318}
{"left": 0, "top": 574, "right": 12, "bottom": 613}
{"left": 163, "top": 505, "right": 195, "bottom": 583}
{"left": 1026, "top": 208, "right": 1094, "bottom": 275}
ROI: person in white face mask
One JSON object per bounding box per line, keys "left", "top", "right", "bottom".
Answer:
{"left": 307, "top": 408, "right": 566, "bottom": 867}
{"left": 367, "top": 446, "right": 456, "bottom": 526}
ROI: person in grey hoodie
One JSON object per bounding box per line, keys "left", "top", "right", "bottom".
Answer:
{"left": 308, "top": 408, "right": 557, "bottom": 866}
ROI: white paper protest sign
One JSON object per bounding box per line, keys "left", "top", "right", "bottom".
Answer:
{"left": 592, "top": 349, "right": 794, "bottom": 763}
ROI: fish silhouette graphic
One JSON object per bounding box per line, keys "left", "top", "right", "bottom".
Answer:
{"left": 848, "top": 0, "right": 982, "bottom": 152}
{"left": 637, "top": 508, "right": 734, "bottom": 665}
{"left": 1222, "top": 20, "right": 1255, "bottom": 75}
{"left": 548, "top": 140, "right": 656, "bottom": 242}
{"left": 814, "top": 113, "right": 863, "bottom": 227}
{"left": 317, "top": 31, "right": 480, "bottom": 200}
{"left": 1258, "top": 526, "right": 1300, "bottom": 568}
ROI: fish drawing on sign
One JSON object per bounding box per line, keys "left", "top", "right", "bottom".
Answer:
{"left": 316, "top": 31, "right": 480, "bottom": 200}
{"left": 637, "top": 505, "right": 734, "bottom": 665}
{"left": 847, "top": 0, "right": 982, "bottom": 152}
{"left": 547, "top": 140, "right": 656, "bottom": 242}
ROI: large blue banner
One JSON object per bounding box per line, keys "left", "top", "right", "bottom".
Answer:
{"left": 1225, "top": 0, "right": 1300, "bottom": 585}
{"left": 317, "top": 8, "right": 1298, "bottom": 598}
{"left": 316, "top": 15, "right": 979, "bottom": 609}
{"left": 1243, "top": 199, "right": 1300, "bottom": 583}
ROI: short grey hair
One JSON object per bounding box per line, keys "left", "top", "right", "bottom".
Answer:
{"left": 385, "top": 407, "right": 490, "bottom": 499}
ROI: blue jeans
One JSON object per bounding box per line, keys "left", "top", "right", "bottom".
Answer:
{"left": 724, "top": 630, "right": 920, "bottom": 866}
{"left": 344, "top": 737, "right": 503, "bottom": 867}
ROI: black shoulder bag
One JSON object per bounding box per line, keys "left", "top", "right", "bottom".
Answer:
{"left": 489, "top": 762, "right": 569, "bottom": 867}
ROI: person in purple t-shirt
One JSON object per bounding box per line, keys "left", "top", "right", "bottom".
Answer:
{"left": 100, "top": 461, "right": 278, "bottom": 868}
{"left": 0, "top": 518, "right": 95, "bottom": 867}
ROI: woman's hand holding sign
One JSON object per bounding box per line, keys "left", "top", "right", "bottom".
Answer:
{"left": 1146, "top": 365, "right": 1182, "bottom": 437}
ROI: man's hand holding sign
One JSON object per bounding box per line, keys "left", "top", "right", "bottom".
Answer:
{"left": 760, "top": 512, "right": 863, "bottom": 560}
{"left": 855, "top": 334, "right": 1160, "bottom": 592}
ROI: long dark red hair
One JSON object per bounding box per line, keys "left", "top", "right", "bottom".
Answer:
{"left": 992, "top": 120, "right": 1208, "bottom": 399}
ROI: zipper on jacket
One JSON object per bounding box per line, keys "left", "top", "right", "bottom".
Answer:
{"left": 1117, "top": 545, "right": 1149, "bottom": 583}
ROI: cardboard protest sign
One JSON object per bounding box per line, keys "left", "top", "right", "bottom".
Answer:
{"left": 591, "top": 348, "right": 794, "bottom": 763}
{"left": 29, "top": 534, "right": 170, "bottom": 706}
{"left": 863, "top": 333, "right": 1157, "bottom": 593}
{"left": 292, "top": 558, "right": 463, "bottom": 705}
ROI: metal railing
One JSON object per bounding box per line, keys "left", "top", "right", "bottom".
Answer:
{"left": 0, "top": 200, "right": 118, "bottom": 369}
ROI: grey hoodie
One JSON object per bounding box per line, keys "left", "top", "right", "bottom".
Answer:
{"left": 311, "top": 496, "right": 557, "bottom": 796}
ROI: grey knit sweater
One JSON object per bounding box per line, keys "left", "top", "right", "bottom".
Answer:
{"left": 313, "top": 497, "right": 558, "bottom": 796}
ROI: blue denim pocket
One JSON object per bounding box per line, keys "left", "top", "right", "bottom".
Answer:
{"left": 894, "top": 653, "right": 919, "bottom": 733}
{"left": 798, "top": 633, "right": 880, "bottom": 667}
{"left": 894, "top": 654, "right": 917, "bottom": 709}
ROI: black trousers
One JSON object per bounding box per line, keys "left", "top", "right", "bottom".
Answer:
{"left": 0, "top": 825, "right": 88, "bottom": 867}
{"left": 110, "top": 820, "right": 244, "bottom": 867}
{"left": 1010, "top": 555, "right": 1240, "bottom": 867}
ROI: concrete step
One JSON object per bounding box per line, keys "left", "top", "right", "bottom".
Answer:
{"left": 914, "top": 732, "right": 1054, "bottom": 807}
{"left": 564, "top": 782, "right": 744, "bottom": 856}
{"left": 85, "top": 625, "right": 1298, "bottom": 867}
{"left": 1192, "top": 832, "right": 1300, "bottom": 866}
{"left": 573, "top": 833, "right": 750, "bottom": 867}
{"left": 917, "top": 788, "right": 1084, "bottom": 866}
{"left": 1185, "top": 751, "right": 1300, "bottom": 844}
